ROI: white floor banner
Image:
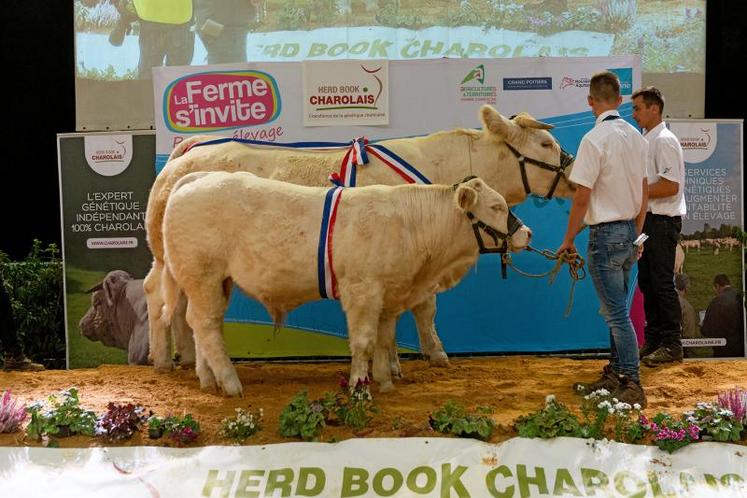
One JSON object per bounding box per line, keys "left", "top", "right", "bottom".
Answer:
{"left": 2, "top": 437, "right": 746, "bottom": 497}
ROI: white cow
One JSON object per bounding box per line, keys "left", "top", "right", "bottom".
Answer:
{"left": 145, "top": 105, "right": 574, "bottom": 373}
{"left": 674, "top": 243, "right": 685, "bottom": 274}
{"left": 161, "top": 174, "right": 531, "bottom": 396}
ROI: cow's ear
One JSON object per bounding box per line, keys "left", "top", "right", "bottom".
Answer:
{"left": 513, "top": 112, "right": 554, "bottom": 130}
{"left": 456, "top": 185, "right": 478, "bottom": 211}
{"left": 85, "top": 281, "right": 104, "bottom": 294}
{"left": 103, "top": 274, "right": 126, "bottom": 307}
{"left": 480, "top": 105, "right": 513, "bottom": 138}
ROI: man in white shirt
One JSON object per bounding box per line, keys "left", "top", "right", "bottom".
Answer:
{"left": 631, "top": 86, "right": 687, "bottom": 366}
{"left": 558, "top": 71, "right": 649, "bottom": 407}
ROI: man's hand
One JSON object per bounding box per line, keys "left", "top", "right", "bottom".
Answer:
{"left": 636, "top": 244, "right": 644, "bottom": 260}
{"left": 557, "top": 238, "right": 577, "bottom": 257}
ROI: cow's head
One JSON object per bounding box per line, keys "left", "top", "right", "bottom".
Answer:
{"left": 477, "top": 105, "right": 576, "bottom": 204}
{"left": 79, "top": 270, "right": 133, "bottom": 349}
{"left": 454, "top": 177, "right": 531, "bottom": 252}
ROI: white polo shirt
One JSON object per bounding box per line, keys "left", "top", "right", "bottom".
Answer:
{"left": 644, "top": 121, "right": 687, "bottom": 217}
{"left": 569, "top": 110, "right": 649, "bottom": 226}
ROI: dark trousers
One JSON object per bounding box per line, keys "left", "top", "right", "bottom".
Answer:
{"left": 638, "top": 213, "right": 682, "bottom": 350}
{"left": 0, "top": 274, "right": 21, "bottom": 357}
{"left": 138, "top": 21, "right": 195, "bottom": 79}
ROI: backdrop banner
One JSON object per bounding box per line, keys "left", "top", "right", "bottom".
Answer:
{"left": 147, "top": 56, "right": 652, "bottom": 360}
{"left": 2, "top": 438, "right": 746, "bottom": 497}
{"left": 58, "top": 132, "right": 156, "bottom": 368}
{"left": 668, "top": 119, "right": 745, "bottom": 359}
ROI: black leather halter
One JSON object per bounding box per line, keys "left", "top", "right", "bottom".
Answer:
{"left": 465, "top": 210, "right": 524, "bottom": 254}
{"left": 504, "top": 142, "right": 574, "bottom": 200}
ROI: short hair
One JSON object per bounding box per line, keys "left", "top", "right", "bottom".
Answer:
{"left": 713, "top": 274, "right": 731, "bottom": 287}
{"left": 632, "top": 86, "right": 665, "bottom": 114}
{"left": 674, "top": 273, "right": 690, "bottom": 291}
{"left": 589, "top": 71, "right": 620, "bottom": 103}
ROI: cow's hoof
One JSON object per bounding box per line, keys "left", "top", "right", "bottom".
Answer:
{"left": 379, "top": 381, "right": 395, "bottom": 393}
{"left": 179, "top": 362, "right": 196, "bottom": 370}
{"left": 220, "top": 377, "right": 245, "bottom": 398}
{"left": 153, "top": 363, "right": 174, "bottom": 374}
{"left": 428, "top": 353, "right": 450, "bottom": 368}
{"left": 390, "top": 365, "right": 403, "bottom": 379}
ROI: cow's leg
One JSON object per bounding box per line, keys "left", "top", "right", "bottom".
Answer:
{"left": 194, "top": 341, "right": 217, "bottom": 391}
{"left": 185, "top": 277, "right": 242, "bottom": 397}
{"left": 411, "top": 294, "right": 450, "bottom": 367}
{"left": 172, "top": 293, "right": 196, "bottom": 369}
{"left": 143, "top": 263, "right": 173, "bottom": 372}
{"left": 342, "top": 285, "right": 383, "bottom": 389}
{"left": 374, "top": 312, "right": 398, "bottom": 392}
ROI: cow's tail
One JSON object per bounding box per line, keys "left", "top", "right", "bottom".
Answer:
{"left": 160, "top": 259, "right": 180, "bottom": 326}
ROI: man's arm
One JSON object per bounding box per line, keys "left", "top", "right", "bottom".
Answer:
{"left": 635, "top": 177, "right": 648, "bottom": 235}
{"left": 648, "top": 177, "right": 679, "bottom": 199}
{"left": 557, "top": 185, "right": 591, "bottom": 255}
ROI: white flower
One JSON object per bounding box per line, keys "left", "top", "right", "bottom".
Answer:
{"left": 633, "top": 403, "right": 641, "bottom": 410}
{"left": 545, "top": 394, "right": 556, "bottom": 405}
{"left": 608, "top": 408, "right": 614, "bottom": 414}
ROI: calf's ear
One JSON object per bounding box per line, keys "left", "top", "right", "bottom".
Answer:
{"left": 481, "top": 105, "right": 512, "bottom": 138}
{"left": 456, "top": 185, "right": 478, "bottom": 211}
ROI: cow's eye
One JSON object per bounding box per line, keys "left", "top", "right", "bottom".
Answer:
{"left": 542, "top": 141, "right": 554, "bottom": 148}
{"left": 491, "top": 204, "right": 504, "bottom": 213}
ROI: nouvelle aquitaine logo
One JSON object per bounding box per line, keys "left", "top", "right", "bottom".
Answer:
{"left": 460, "top": 64, "right": 496, "bottom": 105}
{"left": 164, "top": 71, "right": 281, "bottom": 133}
{"left": 309, "top": 65, "right": 383, "bottom": 111}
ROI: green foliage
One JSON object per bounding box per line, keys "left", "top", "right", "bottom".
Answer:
{"left": 25, "top": 388, "right": 97, "bottom": 445}
{"left": 685, "top": 402, "right": 744, "bottom": 443}
{"left": 220, "top": 407, "right": 264, "bottom": 443}
{"left": 147, "top": 414, "right": 201, "bottom": 445}
{"left": 375, "top": 0, "right": 423, "bottom": 28}
{"left": 640, "top": 412, "right": 700, "bottom": 453}
{"left": 76, "top": 63, "right": 138, "bottom": 81}
{"left": 1, "top": 240, "right": 65, "bottom": 369}
{"left": 514, "top": 396, "right": 583, "bottom": 439}
{"left": 276, "top": 0, "right": 309, "bottom": 31}
{"left": 429, "top": 400, "right": 496, "bottom": 441}
{"left": 579, "top": 389, "right": 643, "bottom": 443}
{"left": 323, "top": 378, "right": 379, "bottom": 431}
{"left": 279, "top": 391, "right": 327, "bottom": 441}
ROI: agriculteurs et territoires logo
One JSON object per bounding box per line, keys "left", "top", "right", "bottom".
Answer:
{"left": 163, "top": 71, "right": 281, "bottom": 133}
{"left": 308, "top": 65, "right": 384, "bottom": 110}
{"left": 460, "top": 64, "right": 496, "bottom": 105}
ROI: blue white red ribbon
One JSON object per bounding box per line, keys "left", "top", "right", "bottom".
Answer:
{"left": 181, "top": 136, "right": 431, "bottom": 188}
{"left": 317, "top": 187, "right": 344, "bottom": 299}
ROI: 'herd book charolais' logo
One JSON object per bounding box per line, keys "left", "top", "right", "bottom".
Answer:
{"left": 461, "top": 65, "right": 485, "bottom": 85}
{"left": 164, "top": 70, "right": 281, "bottom": 133}
{"left": 309, "top": 65, "right": 384, "bottom": 110}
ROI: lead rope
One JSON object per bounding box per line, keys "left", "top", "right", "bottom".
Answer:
{"left": 501, "top": 247, "right": 586, "bottom": 317}
{"left": 466, "top": 134, "right": 474, "bottom": 179}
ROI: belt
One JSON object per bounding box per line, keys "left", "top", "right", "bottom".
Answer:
{"left": 590, "top": 219, "right": 634, "bottom": 228}
{"left": 647, "top": 213, "right": 682, "bottom": 221}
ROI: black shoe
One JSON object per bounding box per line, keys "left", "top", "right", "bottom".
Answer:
{"left": 642, "top": 346, "right": 684, "bottom": 367}
{"left": 612, "top": 376, "right": 647, "bottom": 408}
{"left": 572, "top": 365, "right": 620, "bottom": 395}
{"left": 638, "top": 342, "right": 659, "bottom": 359}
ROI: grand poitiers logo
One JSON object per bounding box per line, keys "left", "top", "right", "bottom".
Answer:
{"left": 164, "top": 71, "right": 281, "bottom": 133}
{"left": 460, "top": 64, "right": 496, "bottom": 105}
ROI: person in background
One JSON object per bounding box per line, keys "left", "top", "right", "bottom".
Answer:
{"left": 675, "top": 273, "right": 712, "bottom": 358}
{"left": 631, "top": 86, "right": 687, "bottom": 367}
{"left": 195, "top": 0, "right": 255, "bottom": 64}
{"left": 701, "top": 274, "right": 745, "bottom": 358}
{"left": 132, "top": 0, "right": 195, "bottom": 79}
{"left": 558, "top": 71, "right": 649, "bottom": 407}
{"left": 1, "top": 273, "right": 45, "bottom": 371}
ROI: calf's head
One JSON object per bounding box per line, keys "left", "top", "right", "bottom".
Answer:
{"left": 454, "top": 177, "right": 531, "bottom": 252}
{"left": 79, "top": 270, "right": 133, "bottom": 349}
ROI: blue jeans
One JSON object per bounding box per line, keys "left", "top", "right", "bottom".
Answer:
{"left": 587, "top": 220, "right": 640, "bottom": 382}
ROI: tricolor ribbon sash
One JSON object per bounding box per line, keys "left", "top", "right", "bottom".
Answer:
{"left": 317, "top": 187, "right": 344, "bottom": 300}
{"left": 180, "top": 136, "right": 431, "bottom": 188}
